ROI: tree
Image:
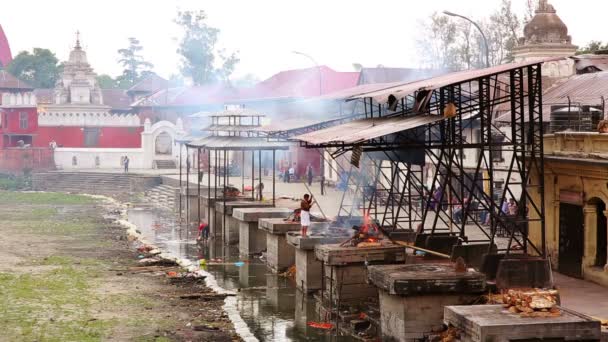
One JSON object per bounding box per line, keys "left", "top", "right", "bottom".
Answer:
{"left": 416, "top": 13, "right": 459, "bottom": 71}
{"left": 96, "top": 74, "right": 118, "bottom": 89}
{"left": 416, "top": 1, "right": 521, "bottom": 71}
{"left": 116, "top": 37, "right": 154, "bottom": 88}
{"left": 577, "top": 41, "right": 608, "bottom": 55}
{"left": 6, "top": 48, "right": 60, "bottom": 88}
{"left": 175, "top": 10, "right": 239, "bottom": 85}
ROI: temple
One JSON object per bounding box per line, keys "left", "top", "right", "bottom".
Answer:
{"left": 513, "top": 0, "right": 577, "bottom": 78}
{"left": 0, "top": 24, "right": 12, "bottom": 68}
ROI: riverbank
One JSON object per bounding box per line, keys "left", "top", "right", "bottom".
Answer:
{"left": 0, "top": 191, "right": 241, "bottom": 341}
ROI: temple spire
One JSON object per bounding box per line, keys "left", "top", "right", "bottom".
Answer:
{"left": 75, "top": 30, "right": 81, "bottom": 49}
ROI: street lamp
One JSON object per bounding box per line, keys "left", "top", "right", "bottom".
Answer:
{"left": 292, "top": 51, "right": 322, "bottom": 96}
{"left": 443, "top": 11, "right": 490, "bottom": 68}
{"left": 292, "top": 50, "right": 325, "bottom": 195}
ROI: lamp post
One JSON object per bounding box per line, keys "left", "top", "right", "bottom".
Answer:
{"left": 292, "top": 51, "right": 322, "bottom": 96}
{"left": 292, "top": 50, "right": 325, "bottom": 194}
{"left": 443, "top": 11, "right": 490, "bottom": 68}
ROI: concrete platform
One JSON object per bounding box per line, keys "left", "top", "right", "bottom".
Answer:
{"left": 286, "top": 230, "right": 352, "bottom": 293}
{"left": 367, "top": 264, "right": 486, "bottom": 296}
{"left": 259, "top": 218, "right": 301, "bottom": 273}
{"left": 315, "top": 243, "right": 406, "bottom": 266}
{"left": 368, "top": 264, "right": 486, "bottom": 341}
{"left": 315, "top": 244, "right": 406, "bottom": 306}
{"left": 215, "top": 201, "right": 272, "bottom": 245}
{"left": 233, "top": 207, "right": 291, "bottom": 256}
{"left": 444, "top": 305, "right": 602, "bottom": 342}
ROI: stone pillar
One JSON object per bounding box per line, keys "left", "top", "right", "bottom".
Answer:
{"left": 604, "top": 210, "right": 608, "bottom": 272}
{"left": 583, "top": 205, "right": 597, "bottom": 269}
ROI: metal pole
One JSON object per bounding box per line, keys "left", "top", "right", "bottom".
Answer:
{"left": 179, "top": 143, "right": 182, "bottom": 217}
{"left": 207, "top": 149, "right": 211, "bottom": 237}
{"left": 272, "top": 150, "right": 276, "bottom": 207}
{"left": 251, "top": 150, "right": 255, "bottom": 201}
{"left": 186, "top": 146, "right": 190, "bottom": 228}
{"left": 258, "top": 150, "right": 262, "bottom": 201}
{"left": 443, "top": 11, "right": 490, "bottom": 68}
{"left": 197, "top": 148, "right": 201, "bottom": 224}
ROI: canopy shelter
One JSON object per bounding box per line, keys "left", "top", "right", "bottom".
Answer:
{"left": 293, "top": 58, "right": 553, "bottom": 257}
{"left": 179, "top": 108, "right": 291, "bottom": 237}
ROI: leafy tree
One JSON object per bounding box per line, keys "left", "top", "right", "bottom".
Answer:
{"left": 416, "top": 13, "right": 458, "bottom": 70}
{"left": 576, "top": 41, "right": 608, "bottom": 55}
{"left": 6, "top": 48, "right": 60, "bottom": 88}
{"left": 175, "top": 10, "right": 239, "bottom": 85}
{"left": 416, "top": 0, "right": 521, "bottom": 71}
{"left": 116, "top": 37, "right": 153, "bottom": 88}
{"left": 96, "top": 74, "right": 118, "bottom": 89}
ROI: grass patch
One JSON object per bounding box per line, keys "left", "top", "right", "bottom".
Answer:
{"left": 0, "top": 192, "right": 96, "bottom": 205}
{"left": 0, "top": 265, "right": 114, "bottom": 341}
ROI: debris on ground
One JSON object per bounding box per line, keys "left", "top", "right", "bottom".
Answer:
{"left": 307, "top": 322, "right": 334, "bottom": 330}
{"left": 437, "top": 326, "right": 462, "bottom": 342}
{"left": 179, "top": 293, "right": 235, "bottom": 300}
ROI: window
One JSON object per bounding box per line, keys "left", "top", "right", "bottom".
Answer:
{"left": 83, "top": 128, "right": 101, "bottom": 147}
{"left": 19, "top": 112, "right": 28, "bottom": 129}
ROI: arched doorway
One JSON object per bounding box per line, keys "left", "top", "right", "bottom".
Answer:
{"left": 558, "top": 201, "right": 584, "bottom": 278}
{"left": 155, "top": 132, "right": 172, "bottom": 155}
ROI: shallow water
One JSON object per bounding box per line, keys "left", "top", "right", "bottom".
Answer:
{"left": 127, "top": 206, "right": 352, "bottom": 342}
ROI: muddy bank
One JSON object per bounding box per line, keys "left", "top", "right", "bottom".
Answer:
{"left": 0, "top": 191, "right": 241, "bottom": 341}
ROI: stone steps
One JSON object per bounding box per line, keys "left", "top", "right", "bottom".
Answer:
{"left": 32, "top": 172, "right": 160, "bottom": 197}
{"left": 144, "top": 183, "right": 179, "bottom": 211}
{"left": 154, "top": 160, "right": 177, "bottom": 169}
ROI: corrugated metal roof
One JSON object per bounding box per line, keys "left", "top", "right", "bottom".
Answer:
{"left": 295, "top": 115, "right": 443, "bottom": 145}
{"left": 186, "top": 136, "right": 290, "bottom": 150}
{"left": 497, "top": 70, "right": 608, "bottom": 122}
{"left": 202, "top": 125, "right": 262, "bottom": 132}
{"left": 258, "top": 117, "right": 347, "bottom": 133}
{"left": 349, "top": 58, "right": 561, "bottom": 103}
{"left": 0, "top": 70, "right": 33, "bottom": 90}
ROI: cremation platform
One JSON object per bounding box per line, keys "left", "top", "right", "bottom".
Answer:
{"left": 215, "top": 201, "right": 273, "bottom": 245}
{"left": 315, "top": 244, "right": 406, "bottom": 306}
{"left": 200, "top": 194, "right": 247, "bottom": 238}
{"left": 232, "top": 207, "right": 291, "bottom": 256}
{"left": 286, "top": 230, "right": 352, "bottom": 293}
{"left": 368, "top": 264, "right": 486, "bottom": 341}
{"left": 259, "top": 218, "right": 301, "bottom": 273}
{"left": 444, "top": 305, "right": 601, "bottom": 342}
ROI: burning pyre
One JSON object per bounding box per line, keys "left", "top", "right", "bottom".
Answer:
{"left": 341, "top": 217, "right": 386, "bottom": 248}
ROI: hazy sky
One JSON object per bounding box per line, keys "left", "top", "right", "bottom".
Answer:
{"left": 1, "top": 0, "right": 605, "bottom": 81}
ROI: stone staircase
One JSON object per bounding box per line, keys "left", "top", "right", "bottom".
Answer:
{"left": 32, "top": 171, "right": 161, "bottom": 198}
{"left": 144, "top": 184, "right": 179, "bottom": 211}
{"left": 154, "top": 160, "right": 177, "bottom": 169}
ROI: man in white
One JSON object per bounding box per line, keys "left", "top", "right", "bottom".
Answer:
{"left": 300, "top": 194, "right": 314, "bottom": 237}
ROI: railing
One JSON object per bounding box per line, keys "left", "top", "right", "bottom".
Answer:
{"left": 0, "top": 148, "right": 55, "bottom": 173}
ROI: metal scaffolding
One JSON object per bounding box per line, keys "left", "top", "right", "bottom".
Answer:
{"left": 296, "top": 60, "right": 548, "bottom": 256}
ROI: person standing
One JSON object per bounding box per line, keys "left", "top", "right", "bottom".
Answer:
{"left": 306, "top": 163, "right": 313, "bottom": 186}
{"left": 197, "top": 221, "right": 209, "bottom": 241}
{"left": 300, "top": 194, "right": 314, "bottom": 237}
{"left": 123, "top": 156, "right": 129, "bottom": 173}
{"left": 284, "top": 168, "right": 290, "bottom": 183}
{"left": 289, "top": 164, "right": 295, "bottom": 182}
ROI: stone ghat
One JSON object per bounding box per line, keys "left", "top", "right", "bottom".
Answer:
{"left": 315, "top": 244, "right": 406, "bottom": 266}
{"left": 367, "top": 264, "right": 486, "bottom": 296}
{"left": 444, "top": 305, "right": 601, "bottom": 342}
